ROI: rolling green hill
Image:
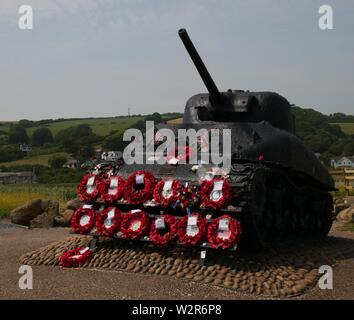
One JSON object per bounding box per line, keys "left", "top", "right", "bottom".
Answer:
{"left": 330, "top": 122, "right": 354, "bottom": 135}
{"left": 27, "top": 116, "right": 145, "bottom": 137}
{"left": 0, "top": 114, "right": 181, "bottom": 138}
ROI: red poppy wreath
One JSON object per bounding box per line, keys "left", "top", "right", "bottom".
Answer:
{"left": 153, "top": 179, "right": 181, "bottom": 207}
{"left": 123, "top": 171, "right": 156, "bottom": 204}
{"left": 149, "top": 214, "right": 178, "bottom": 246}
{"left": 207, "top": 215, "right": 242, "bottom": 249}
{"left": 96, "top": 207, "right": 121, "bottom": 238}
{"left": 77, "top": 174, "right": 101, "bottom": 202}
{"left": 201, "top": 178, "right": 233, "bottom": 210}
{"left": 71, "top": 207, "right": 96, "bottom": 234}
{"left": 177, "top": 213, "right": 207, "bottom": 246}
{"left": 99, "top": 176, "right": 125, "bottom": 203}
{"left": 120, "top": 210, "right": 150, "bottom": 240}
{"left": 59, "top": 247, "right": 92, "bottom": 268}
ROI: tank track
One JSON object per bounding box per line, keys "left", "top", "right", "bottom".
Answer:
{"left": 229, "top": 162, "right": 334, "bottom": 249}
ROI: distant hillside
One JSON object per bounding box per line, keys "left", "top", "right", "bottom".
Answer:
{"left": 0, "top": 113, "right": 183, "bottom": 138}
{"left": 1, "top": 108, "right": 353, "bottom": 169}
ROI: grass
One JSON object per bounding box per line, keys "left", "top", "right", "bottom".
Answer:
{"left": 0, "top": 184, "right": 77, "bottom": 219}
{"left": 167, "top": 117, "right": 183, "bottom": 124}
{"left": 1, "top": 114, "right": 182, "bottom": 138}
{"left": 330, "top": 122, "right": 354, "bottom": 135}
{"left": 0, "top": 152, "right": 71, "bottom": 167}
{"left": 27, "top": 116, "right": 146, "bottom": 137}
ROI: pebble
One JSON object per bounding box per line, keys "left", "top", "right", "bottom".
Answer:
{"left": 20, "top": 235, "right": 342, "bottom": 299}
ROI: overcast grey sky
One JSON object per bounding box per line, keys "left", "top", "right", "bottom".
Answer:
{"left": 0, "top": 0, "right": 353, "bottom": 121}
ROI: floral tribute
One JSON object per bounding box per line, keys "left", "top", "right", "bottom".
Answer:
{"left": 177, "top": 213, "right": 207, "bottom": 246}
{"left": 178, "top": 183, "right": 200, "bottom": 210}
{"left": 96, "top": 207, "right": 121, "bottom": 238}
{"left": 123, "top": 171, "right": 156, "bottom": 204}
{"left": 120, "top": 210, "right": 150, "bottom": 240}
{"left": 99, "top": 176, "right": 125, "bottom": 203}
{"left": 77, "top": 174, "right": 101, "bottom": 202}
{"left": 201, "top": 178, "right": 232, "bottom": 210}
{"left": 59, "top": 247, "right": 92, "bottom": 268}
{"left": 149, "top": 214, "right": 179, "bottom": 246}
{"left": 153, "top": 179, "right": 181, "bottom": 207}
{"left": 207, "top": 215, "right": 242, "bottom": 249}
{"left": 71, "top": 207, "right": 96, "bottom": 234}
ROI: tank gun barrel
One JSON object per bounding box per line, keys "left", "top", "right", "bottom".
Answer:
{"left": 178, "top": 28, "right": 221, "bottom": 103}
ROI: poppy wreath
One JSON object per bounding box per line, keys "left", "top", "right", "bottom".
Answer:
{"left": 71, "top": 207, "right": 96, "bottom": 234}
{"left": 201, "top": 178, "right": 233, "bottom": 210}
{"left": 177, "top": 213, "right": 207, "bottom": 246}
{"left": 99, "top": 176, "right": 125, "bottom": 203}
{"left": 207, "top": 215, "right": 242, "bottom": 249}
{"left": 120, "top": 210, "right": 150, "bottom": 240}
{"left": 149, "top": 214, "right": 179, "bottom": 246}
{"left": 153, "top": 179, "right": 181, "bottom": 207}
{"left": 59, "top": 247, "right": 92, "bottom": 268}
{"left": 178, "top": 184, "right": 200, "bottom": 210}
{"left": 96, "top": 207, "right": 121, "bottom": 237}
{"left": 77, "top": 174, "right": 101, "bottom": 202}
{"left": 123, "top": 171, "right": 156, "bottom": 204}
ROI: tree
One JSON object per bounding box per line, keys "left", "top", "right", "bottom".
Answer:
{"left": 0, "top": 144, "right": 23, "bottom": 162}
{"left": 18, "top": 119, "right": 34, "bottom": 128}
{"left": 48, "top": 154, "right": 68, "bottom": 169}
{"left": 8, "top": 125, "right": 29, "bottom": 144}
{"left": 145, "top": 112, "right": 162, "bottom": 124}
{"left": 32, "top": 127, "right": 54, "bottom": 146}
{"left": 102, "top": 133, "right": 128, "bottom": 151}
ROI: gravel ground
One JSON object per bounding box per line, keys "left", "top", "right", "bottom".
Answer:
{"left": 0, "top": 220, "right": 353, "bottom": 300}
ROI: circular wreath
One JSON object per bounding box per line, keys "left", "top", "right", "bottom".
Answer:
{"left": 207, "top": 215, "right": 242, "bottom": 249}
{"left": 59, "top": 247, "right": 92, "bottom": 268}
{"left": 96, "top": 207, "right": 121, "bottom": 237}
{"left": 177, "top": 213, "right": 207, "bottom": 246}
{"left": 179, "top": 183, "right": 200, "bottom": 210}
{"left": 71, "top": 207, "right": 96, "bottom": 234}
{"left": 123, "top": 171, "right": 156, "bottom": 204}
{"left": 153, "top": 180, "right": 181, "bottom": 207}
{"left": 167, "top": 146, "right": 194, "bottom": 163}
{"left": 201, "top": 178, "right": 233, "bottom": 210}
{"left": 99, "top": 176, "right": 125, "bottom": 203}
{"left": 77, "top": 174, "right": 101, "bottom": 202}
{"left": 149, "top": 214, "right": 179, "bottom": 246}
{"left": 120, "top": 210, "right": 150, "bottom": 240}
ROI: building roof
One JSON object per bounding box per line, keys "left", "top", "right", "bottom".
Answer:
{"left": 338, "top": 156, "right": 354, "bottom": 163}
{"left": 0, "top": 171, "right": 35, "bottom": 177}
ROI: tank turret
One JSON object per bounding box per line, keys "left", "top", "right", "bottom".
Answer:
{"left": 179, "top": 29, "right": 294, "bottom": 133}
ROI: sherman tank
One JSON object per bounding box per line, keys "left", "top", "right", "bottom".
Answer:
{"left": 76, "top": 29, "right": 335, "bottom": 251}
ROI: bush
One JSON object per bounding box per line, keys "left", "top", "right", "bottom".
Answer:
{"left": 32, "top": 127, "right": 54, "bottom": 146}
{"left": 48, "top": 154, "right": 68, "bottom": 169}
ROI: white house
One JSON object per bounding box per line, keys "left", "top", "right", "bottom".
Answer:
{"left": 331, "top": 156, "right": 354, "bottom": 169}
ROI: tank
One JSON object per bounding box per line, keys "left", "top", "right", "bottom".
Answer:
{"left": 81, "top": 29, "right": 335, "bottom": 250}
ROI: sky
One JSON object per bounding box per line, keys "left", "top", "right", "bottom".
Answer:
{"left": 0, "top": 0, "right": 353, "bottom": 121}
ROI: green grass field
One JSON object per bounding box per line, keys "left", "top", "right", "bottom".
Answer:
{"left": 0, "top": 184, "right": 77, "bottom": 219}
{"left": 0, "top": 152, "right": 71, "bottom": 167}
{"left": 330, "top": 123, "right": 354, "bottom": 135}
{"left": 27, "top": 116, "right": 146, "bottom": 137}
{"left": 1, "top": 114, "right": 181, "bottom": 138}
